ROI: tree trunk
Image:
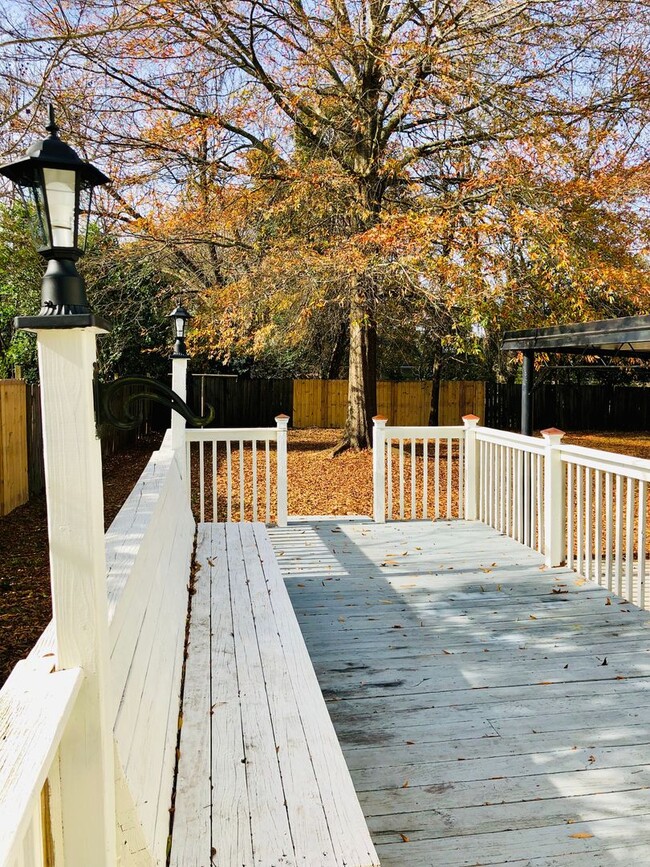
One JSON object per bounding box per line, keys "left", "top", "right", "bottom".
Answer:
{"left": 428, "top": 354, "right": 442, "bottom": 426}
{"left": 334, "top": 289, "right": 377, "bottom": 452}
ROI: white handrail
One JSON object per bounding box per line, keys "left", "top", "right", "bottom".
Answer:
{"left": 185, "top": 416, "right": 289, "bottom": 526}
{"left": 0, "top": 660, "right": 83, "bottom": 865}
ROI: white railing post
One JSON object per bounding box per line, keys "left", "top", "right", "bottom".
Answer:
{"left": 463, "top": 415, "right": 480, "bottom": 521}
{"left": 171, "top": 355, "right": 188, "bottom": 476}
{"left": 373, "top": 416, "right": 388, "bottom": 523}
{"left": 275, "top": 414, "right": 289, "bottom": 527}
{"left": 541, "top": 427, "right": 565, "bottom": 567}
{"left": 34, "top": 326, "right": 116, "bottom": 865}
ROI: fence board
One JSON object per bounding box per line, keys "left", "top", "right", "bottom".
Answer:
{"left": 293, "top": 380, "right": 485, "bottom": 428}
{"left": 0, "top": 380, "right": 29, "bottom": 516}
{"left": 25, "top": 384, "right": 45, "bottom": 499}
{"left": 486, "top": 383, "right": 650, "bottom": 432}
{"left": 192, "top": 376, "right": 293, "bottom": 428}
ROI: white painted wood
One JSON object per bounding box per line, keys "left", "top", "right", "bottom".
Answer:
{"left": 254, "top": 524, "right": 379, "bottom": 867}
{"left": 398, "top": 438, "right": 404, "bottom": 519}
{"left": 106, "top": 442, "right": 194, "bottom": 865}
{"left": 170, "top": 356, "right": 187, "bottom": 464}
{"left": 0, "top": 663, "right": 83, "bottom": 865}
{"left": 176, "top": 522, "right": 379, "bottom": 866}
{"left": 275, "top": 414, "right": 289, "bottom": 527}
{"left": 169, "top": 525, "right": 212, "bottom": 867}
{"left": 410, "top": 438, "right": 416, "bottom": 518}
{"left": 615, "top": 473, "right": 624, "bottom": 595}
{"left": 626, "top": 476, "right": 635, "bottom": 602}
{"left": 252, "top": 439, "right": 258, "bottom": 521}
{"left": 463, "top": 417, "right": 479, "bottom": 521}
{"left": 35, "top": 327, "right": 116, "bottom": 866}
{"left": 199, "top": 439, "right": 205, "bottom": 521}
{"left": 208, "top": 523, "right": 254, "bottom": 866}
{"left": 639, "top": 480, "right": 647, "bottom": 611}
{"left": 542, "top": 429, "right": 564, "bottom": 566}
{"left": 372, "top": 417, "right": 387, "bottom": 523}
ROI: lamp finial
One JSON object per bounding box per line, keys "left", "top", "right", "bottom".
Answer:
{"left": 46, "top": 104, "right": 60, "bottom": 138}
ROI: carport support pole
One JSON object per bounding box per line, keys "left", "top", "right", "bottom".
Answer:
{"left": 521, "top": 350, "right": 534, "bottom": 436}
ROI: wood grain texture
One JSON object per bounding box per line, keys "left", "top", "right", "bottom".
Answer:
{"left": 0, "top": 379, "right": 29, "bottom": 516}
{"left": 173, "top": 522, "right": 379, "bottom": 866}
{"left": 108, "top": 444, "right": 195, "bottom": 865}
{"left": 268, "top": 518, "right": 650, "bottom": 867}
{"left": 0, "top": 661, "right": 82, "bottom": 864}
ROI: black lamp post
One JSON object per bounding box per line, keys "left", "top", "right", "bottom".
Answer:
{"left": 0, "top": 105, "right": 110, "bottom": 328}
{"left": 169, "top": 304, "right": 191, "bottom": 358}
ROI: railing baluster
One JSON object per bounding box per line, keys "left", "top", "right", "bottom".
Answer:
{"left": 387, "top": 437, "right": 393, "bottom": 520}
{"left": 199, "top": 440, "right": 205, "bottom": 523}
{"left": 626, "top": 477, "right": 635, "bottom": 603}
{"left": 576, "top": 466, "right": 583, "bottom": 576}
{"left": 435, "top": 438, "right": 440, "bottom": 519}
{"left": 594, "top": 469, "right": 602, "bottom": 586}
{"left": 605, "top": 471, "right": 613, "bottom": 589}
{"left": 615, "top": 474, "right": 623, "bottom": 595}
{"left": 639, "top": 480, "right": 647, "bottom": 609}
{"left": 524, "top": 451, "right": 531, "bottom": 548}
{"left": 265, "top": 440, "right": 271, "bottom": 524}
{"left": 422, "top": 439, "right": 428, "bottom": 519}
{"left": 411, "top": 438, "right": 416, "bottom": 519}
{"left": 239, "top": 439, "right": 245, "bottom": 521}
{"left": 446, "top": 437, "right": 452, "bottom": 519}
{"left": 399, "top": 439, "right": 405, "bottom": 520}
{"left": 252, "top": 440, "right": 258, "bottom": 522}
{"left": 567, "top": 462, "right": 574, "bottom": 570}
{"left": 585, "top": 466, "right": 592, "bottom": 582}
{"left": 458, "top": 437, "right": 464, "bottom": 520}
{"left": 226, "top": 440, "right": 232, "bottom": 522}
{"left": 516, "top": 450, "right": 523, "bottom": 542}
{"left": 506, "top": 446, "right": 512, "bottom": 536}
{"left": 212, "top": 441, "right": 217, "bottom": 523}
{"left": 536, "top": 452, "right": 542, "bottom": 551}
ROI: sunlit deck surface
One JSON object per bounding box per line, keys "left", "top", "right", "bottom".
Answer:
{"left": 267, "top": 519, "right": 650, "bottom": 867}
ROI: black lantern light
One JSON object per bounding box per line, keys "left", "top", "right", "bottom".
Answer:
{"left": 0, "top": 105, "right": 110, "bottom": 326}
{"left": 169, "top": 304, "right": 192, "bottom": 358}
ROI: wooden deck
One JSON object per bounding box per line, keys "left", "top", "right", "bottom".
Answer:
{"left": 267, "top": 518, "right": 650, "bottom": 867}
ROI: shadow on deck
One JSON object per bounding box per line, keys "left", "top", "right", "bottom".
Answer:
{"left": 268, "top": 519, "right": 650, "bottom": 867}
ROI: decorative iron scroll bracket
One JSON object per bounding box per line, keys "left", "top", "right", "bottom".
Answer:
{"left": 94, "top": 373, "right": 215, "bottom": 432}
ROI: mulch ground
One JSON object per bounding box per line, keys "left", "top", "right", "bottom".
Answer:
{"left": 1, "top": 427, "right": 647, "bottom": 686}
{"left": 0, "top": 433, "right": 164, "bottom": 686}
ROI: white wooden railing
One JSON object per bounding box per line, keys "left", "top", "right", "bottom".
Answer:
{"left": 185, "top": 415, "right": 288, "bottom": 526}
{"left": 374, "top": 417, "right": 649, "bottom": 607}
{"left": 0, "top": 431, "right": 194, "bottom": 867}
{"left": 372, "top": 417, "right": 465, "bottom": 522}
{"left": 561, "top": 442, "right": 649, "bottom": 608}
{"left": 474, "top": 425, "right": 548, "bottom": 555}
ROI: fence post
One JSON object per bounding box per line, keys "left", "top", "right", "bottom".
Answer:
{"left": 463, "top": 415, "right": 480, "bottom": 521}
{"left": 541, "top": 427, "right": 565, "bottom": 567}
{"left": 171, "top": 355, "right": 188, "bottom": 475}
{"left": 33, "top": 326, "right": 116, "bottom": 865}
{"left": 373, "top": 416, "right": 388, "bottom": 523}
{"left": 275, "top": 414, "right": 289, "bottom": 527}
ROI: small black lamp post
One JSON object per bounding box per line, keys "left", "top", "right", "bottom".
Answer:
{"left": 0, "top": 105, "right": 110, "bottom": 328}
{"left": 169, "top": 304, "right": 192, "bottom": 358}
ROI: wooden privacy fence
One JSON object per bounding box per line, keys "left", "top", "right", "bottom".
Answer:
{"left": 0, "top": 379, "right": 165, "bottom": 516}
{"left": 0, "top": 380, "right": 29, "bottom": 516}
{"left": 292, "top": 379, "right": 485, "bottom": 428}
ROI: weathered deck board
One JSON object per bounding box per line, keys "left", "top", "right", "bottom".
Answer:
{"left": 268, "top": 519, "right": 650, "bottom": 867}
{"left": 172, "top": 522, "right": 379, "bottom": 867}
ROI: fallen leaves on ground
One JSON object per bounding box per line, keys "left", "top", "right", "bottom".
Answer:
{"left": 0, "top": 434, "right": 164, "bottom": 687}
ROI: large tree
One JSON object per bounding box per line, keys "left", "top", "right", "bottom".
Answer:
{"left": 1, "top": 0, "right": 649, "bottom": 444}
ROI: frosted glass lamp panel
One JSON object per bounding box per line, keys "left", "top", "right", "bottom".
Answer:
{"left": 43, "top": 167, "right": 76, "bottom": 248}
